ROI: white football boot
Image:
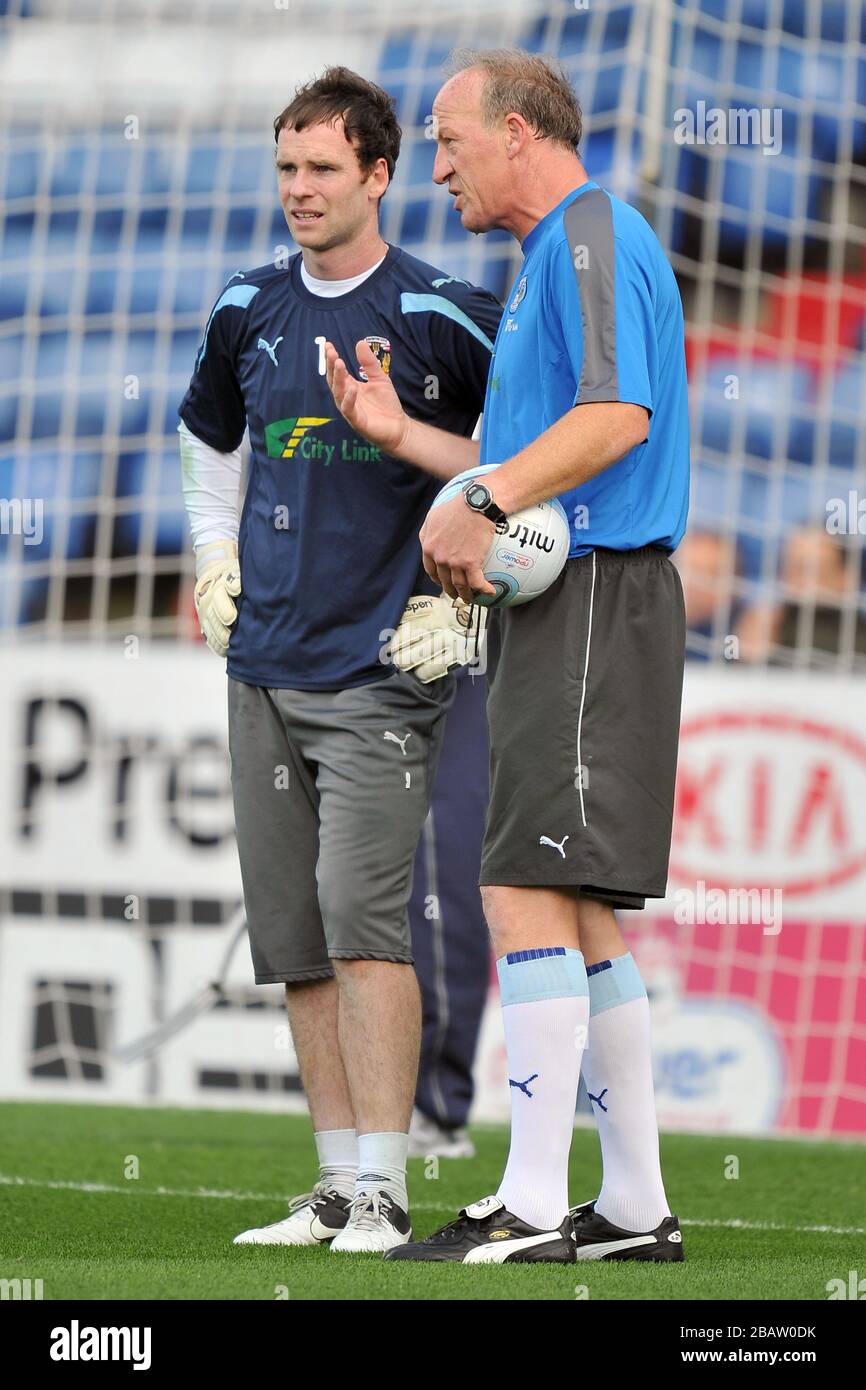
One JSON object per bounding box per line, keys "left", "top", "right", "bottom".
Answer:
{"left": 233, "top": 1181, "right": 350, "bottom": 1246}
{"left": 329, "top": 1187, "right": 412, "bottom": 1254}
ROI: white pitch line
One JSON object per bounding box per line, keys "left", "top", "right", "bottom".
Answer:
{"left": 0, "top": 1174, "right": 283, "bottom": 1202}
{"left": 0, "top": 1175, "right": 863, "bottom": 1237}
{"left": 679, "top": 1216, "right": 866, "bottom": 1237}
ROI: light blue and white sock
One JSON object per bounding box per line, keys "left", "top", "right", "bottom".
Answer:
{"left": 582, "top": 953, "right": 671, "bottom": 1233}
{"left": 355, "top": 1131, "right": 409, "bottom": 1212}
{"left": 496, "top": 947, "right": 589, "bottom": 1231}
{"left": 314, "top": 1128, "right": 357, "bottom": 1199}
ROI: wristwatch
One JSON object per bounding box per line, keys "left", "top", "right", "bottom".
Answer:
{"left": 462, "top": 479, "right": 507, "bottom": 525}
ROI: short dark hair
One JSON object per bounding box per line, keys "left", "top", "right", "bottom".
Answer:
{"left": 447, "top": 48, "right": 582, "bottom": 152}
{"left": 273, "top": 66, "right": 402, "bottom": 193}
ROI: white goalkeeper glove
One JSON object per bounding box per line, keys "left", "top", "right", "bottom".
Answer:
{"left": 389, "top": 594, "right": 487, "bottom": 683}
{"left": 194, "top": 539, "right": 241, "bottom": 658}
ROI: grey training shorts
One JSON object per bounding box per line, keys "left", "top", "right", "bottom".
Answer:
{"left": 480, "top": 546, "right": 686, "bottom": 910}
{"left": 228, "top": 669, "right": 456, "bottom": 983}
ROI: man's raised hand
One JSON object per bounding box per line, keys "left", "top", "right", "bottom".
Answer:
{"left": 324, "top": 339, "right": 410, "bottom": 456}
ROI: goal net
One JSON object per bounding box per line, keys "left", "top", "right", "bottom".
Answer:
{"left": 1, "top": 0, "right": 864, "bottom": 1133}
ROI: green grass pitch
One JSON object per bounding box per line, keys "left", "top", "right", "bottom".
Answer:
{"left": 0, "top": 1101, "right": 862, "bottom": 1301}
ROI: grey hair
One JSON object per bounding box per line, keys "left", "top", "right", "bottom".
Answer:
{"left": 446, "top": 47, "right": 581, "bottom": 151}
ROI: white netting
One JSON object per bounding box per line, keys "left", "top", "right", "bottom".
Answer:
{"left": 1, "top": 0, "right": 865, "bottom": 1130}
{"left": 4, "top": 0, "right": 861, "bottom": 660}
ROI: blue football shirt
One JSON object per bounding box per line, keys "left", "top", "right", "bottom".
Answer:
{"left": 179, "top": 246, "right": 501, "bottom": 688}
{"left": 480, "top": 182, "right": 690, "bottom": 555}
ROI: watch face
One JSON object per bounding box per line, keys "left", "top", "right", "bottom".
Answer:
{"left": 465, "top": 482, "right": 490, "bottom": 509}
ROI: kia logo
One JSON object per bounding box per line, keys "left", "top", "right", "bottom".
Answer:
{"left": 670, "top": 710, "right": 866, "bottom": 897}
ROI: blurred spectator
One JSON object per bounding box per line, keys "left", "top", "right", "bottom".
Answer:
{"left": 674, "top": 529, "right": 742, "bottom": 661}
{"left": 736, "top": 526, "right": 866, "bottom": 670}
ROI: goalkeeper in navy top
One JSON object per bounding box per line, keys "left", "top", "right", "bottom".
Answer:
{"left": 178, "top": 67, "right": 500, "bottom": 1255}
{"left": 328, "top": 51, "right": 689, "bottom": 1267}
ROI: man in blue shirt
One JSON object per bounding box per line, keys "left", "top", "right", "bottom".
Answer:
{"left": 329, "top": 50, "right": 689, "bottom": 1266}
{"left": 179, "top": 67, "right": 500, "bottom": 1254}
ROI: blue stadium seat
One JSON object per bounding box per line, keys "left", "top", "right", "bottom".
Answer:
{"left": 180, "top": 207, "right": 213, "bottom": 249}
{"left": 227, "top": 145, "right": 273, "bottom": 195}
{"left": 1, "top": 210, "right": 35, "bottom": 259}
{"left": 75, "top": 391, "right": 107, "bottom": 439}
{"left": 94, "top": 144, "right": 132, "bottom": 197}
{"left": 79, "top": 329, "right": 116, "bottom": 378}
{"left": 397, "top": 198, "right": 430, "bottom": 246}
{"left": 126, "top": 264, "right": 163, "bottom": 315}
{"left": 693, "top": 358, "right": 817, "bottom": 464}
{"left": 120, "top": 389, "right": 150, "bottom": 440}
{"left": 686, "top": 23, "right": 862, "bottom": 165}
{"left": 0, "top": 451, "right": 103, "bottom": 561}
{"left": 170, "top": 328, "right": 202, "bottom": 377}
{"left": 268, "top": 207, "right": 289, "bottom": 245}
{"left": 34, "top": 331, "right": 69, "bottom": 381}
{"left": 732, "top": 462, "right": 858, "bottom": 585}
{"left": 379, "top": 32, "right": 413, "bottom": 73}
{"left": 224, "top": 207, "right": 256, "bottom": 251}
{"left": 133, "top": 207, "right": 170, "bottom": 253}
{"left": 585, "top": 62, "right": 626, "bottom": 116}
{"left": 114, "top": 450, "right": 189, "bottom": 556}
{"left": 404, "top": 137, "right": 437, "bottom": 188}
{"left": 732, "top": 36, "right": 765, "bottom": 90}
{"left": 784, "top": 0, "right": 866, "bottom": 43}
{"left": 38, "top": 270, "right": 75, "bottom": 320}
{"left": 44, "top": 210, "right": 80, "bottom": 255}
{"left": 582, "top": 127, "right": 617, "bottom": 179}
{"left": 685, "top": 26, "right": 724, "bottom": 82}
{"left": 736, "top": 465, "right": 815, "bottom": 530}
{"left": 829, "top": 360, "right": 866, "bottom": 468}
{"left": 47, "top": 141, "right": 90, "bottom": 199}
{"left": 0, "top": 273, "right": 26, "bottom": 321}
{"left": 91, "top": 207, "right": 126, "bottom": 254}
{"left": 689, "top": 459, "right": 734, "bottom": 531}
{"left": 0, "top": 395, "right": 17, "bottom": 444}
{"left": 182, "top": 143, "right": 223, "bottom": 195}
{"left": 2, "top": 146, "right": 39, "bottom": 201}
{"left": 694, "top": 0, "right": 860, "bottom": 39}
{"left": 773, "top": 42, "right": 857, "bottom": 162}
{"left": 524, "top": 4, "right": 633, "bottom": 58}
{"left": 719, "top": 151, "right": 824, "bottom": 251}
{"left": 29, "top": 390, "right": 63, "bottom": 441}
{"left": 84, "top": 268, "right": 117, "bottom": 316}
{"left": 0, "top": 329, "right": 23, "bottom": 380}
{"left": 399, "top": 80, "right": 441, "bottom": 131}
{"left": 172, "top": 263, "right": 211, "bottom": 316}
{"left": 141, "top": 146, "right": 175, "bottom": 196}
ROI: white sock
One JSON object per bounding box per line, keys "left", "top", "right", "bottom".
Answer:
{"left": 355, "top": 1131, "right": 409, "bottom": 1212}
{"left": 583, "top": 954, "right": 671, "bottom": 1232}
{"left": 314, "top": 1128, "right": 357, "bottom": 1199}
{"left": 495, "top": 947, "right": 589, "bottom": 1231}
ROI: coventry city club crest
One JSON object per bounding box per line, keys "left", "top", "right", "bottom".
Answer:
{"left": 359, "top": 335, "right": 392, "bottom": 379}
{"left": 509, "top": 276, "right": 528, "bottom": 313}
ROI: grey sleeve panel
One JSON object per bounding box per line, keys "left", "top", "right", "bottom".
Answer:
{"left": 563, "top": 188, "right": 619, "bottom": 404}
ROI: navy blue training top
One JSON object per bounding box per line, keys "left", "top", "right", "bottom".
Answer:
{"left": 179, "top": 245, "right": 501, "bottom": 689}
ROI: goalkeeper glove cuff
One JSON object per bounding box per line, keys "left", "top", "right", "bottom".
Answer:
{"left": 389, "top": 594, "right": 487, "bottom": 683}
{"left": 194, "top": 539, "right": 241, "bottom": 658}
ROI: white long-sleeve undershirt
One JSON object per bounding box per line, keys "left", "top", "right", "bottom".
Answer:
{"left": 178, "top": 418, "right": 243, "bottom": 548}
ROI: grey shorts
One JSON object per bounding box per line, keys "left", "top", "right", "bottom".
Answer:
{"left": 228, "top": 669, "right": 456, "bottom": 983}
{"left": 480, "top": 546, "right": 686, "bottom": 910}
